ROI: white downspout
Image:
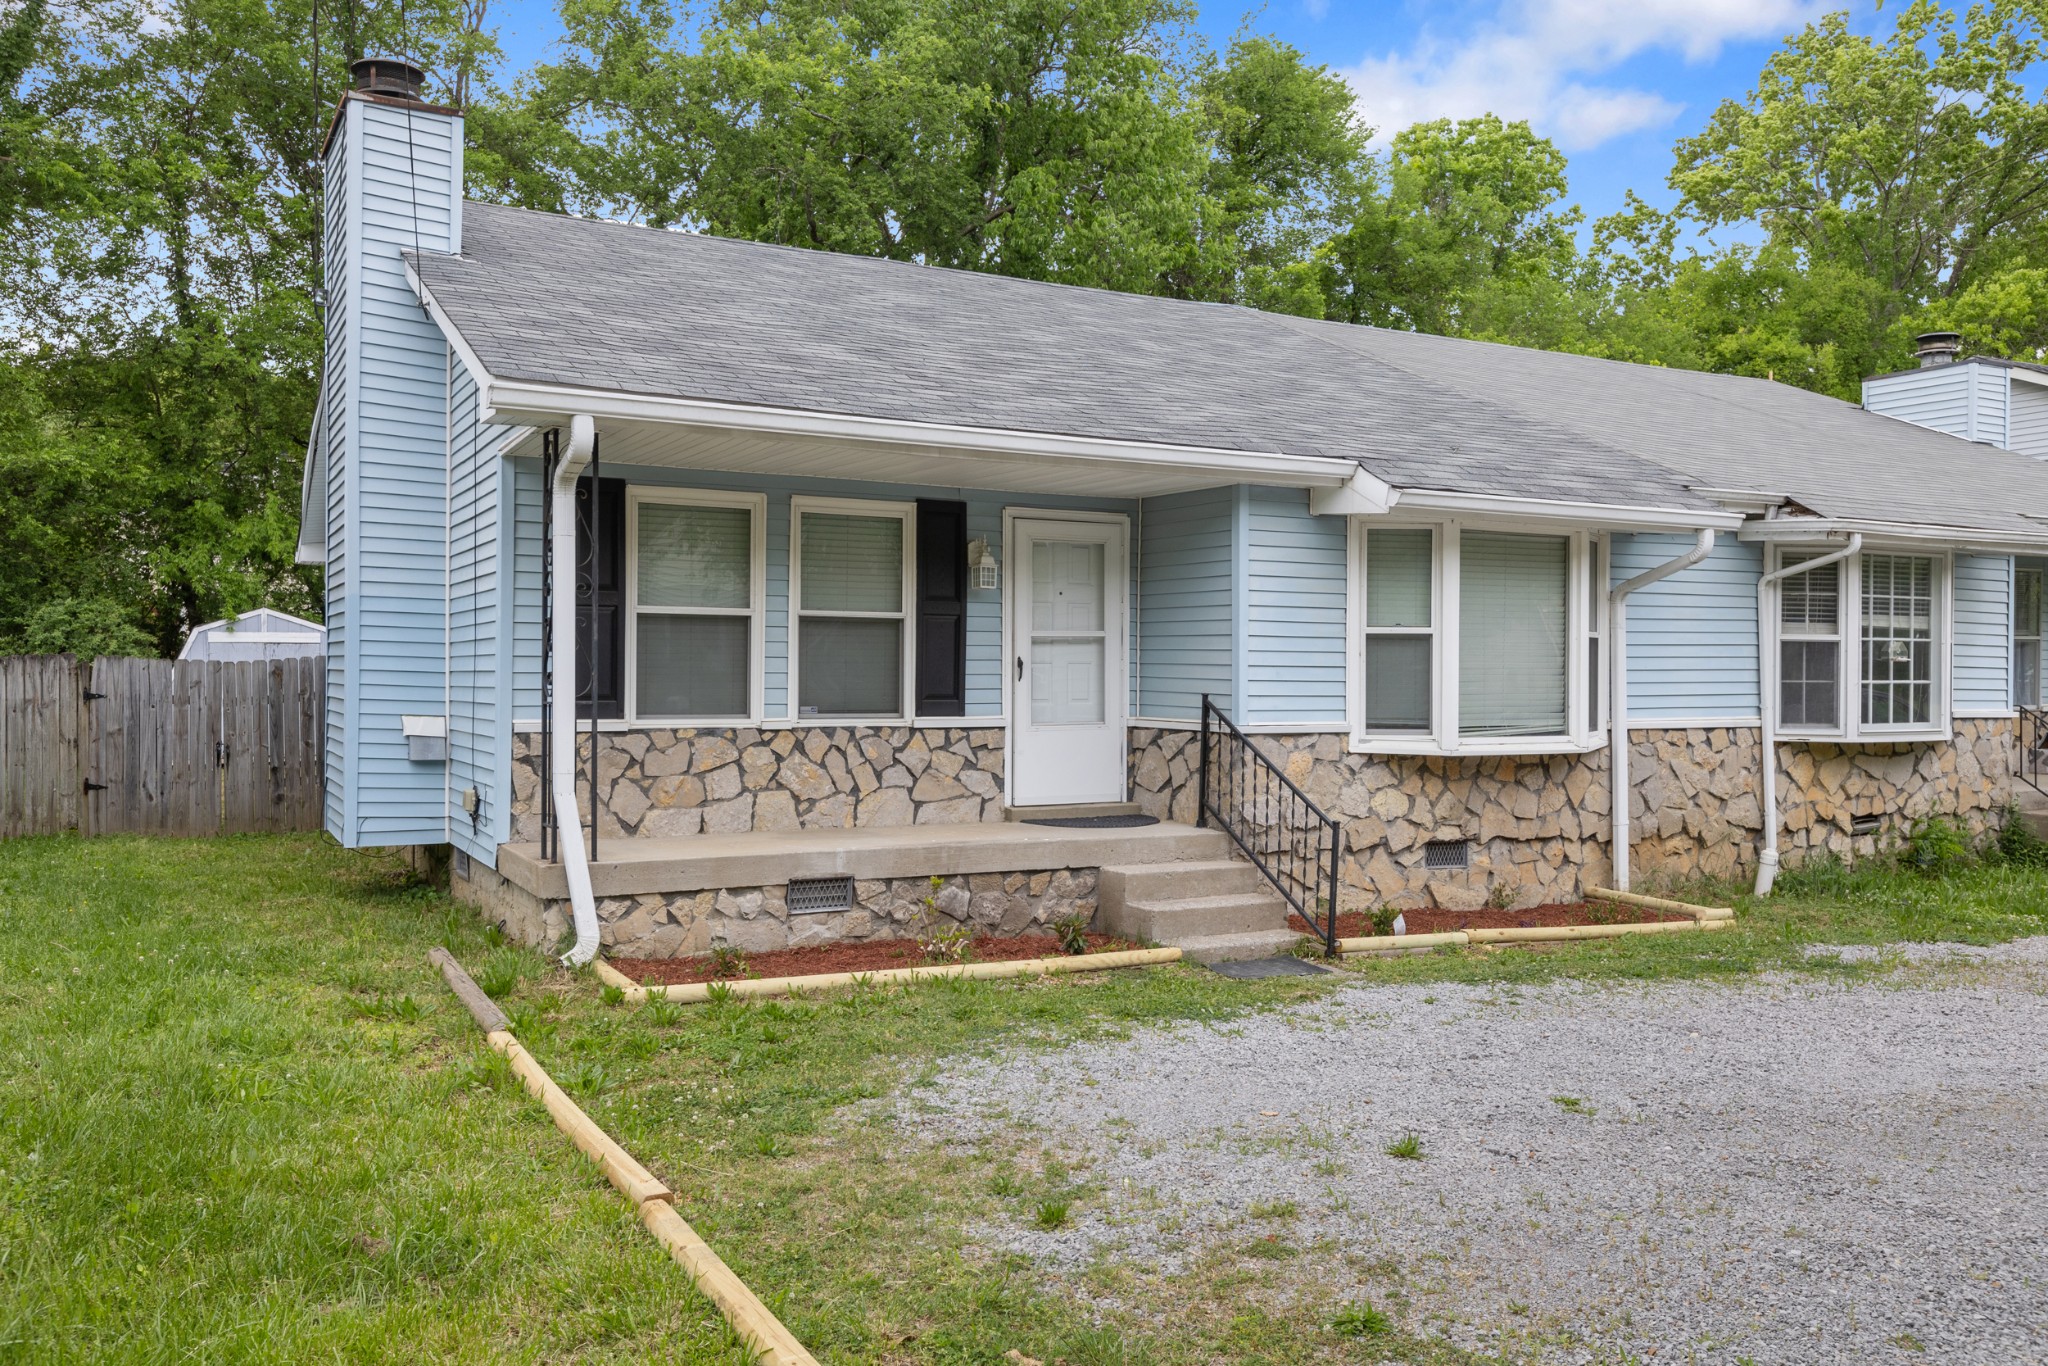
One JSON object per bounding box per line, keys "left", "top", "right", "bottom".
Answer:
{"left": 1753, "top": 533, "right": 1861, "bottom": 896}
{"left": 553, "top": 415, "right": 601, "bottom": 965}
{"left": 1609, "top": 529, "right": 1716, "bottom": 892}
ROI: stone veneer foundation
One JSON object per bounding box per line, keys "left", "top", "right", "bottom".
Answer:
{"left": 1127, "top": 719, "right": 2017, "bottom": 910}
{"left": 453, "top": 859, "right": 1098, "bottom": 959}
{"left": 509, "top": 725, "right": 1007, "bottom": 842}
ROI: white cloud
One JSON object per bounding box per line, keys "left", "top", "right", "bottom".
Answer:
{"left": 1341, "top": 0, "right": 1820, "bottom": 150}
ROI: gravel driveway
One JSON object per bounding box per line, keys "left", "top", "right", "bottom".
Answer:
{"left": 908, "top": 942, "right": 2048, "bottom": 1364}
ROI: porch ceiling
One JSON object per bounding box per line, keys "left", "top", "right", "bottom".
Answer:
{"left": 491, "top": 401, "right": 1364, "bottom": 500}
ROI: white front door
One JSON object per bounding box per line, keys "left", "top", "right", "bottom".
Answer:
{"left": 1009, "top": 516, "right": 1128, "bottom": 807}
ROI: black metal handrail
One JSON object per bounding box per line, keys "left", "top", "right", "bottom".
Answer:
{"left": 2022, "top": 705, "right": 2048, "bottom": 798}
{"left": 1197, "top": 694, "right": 1343, "bottom": 956}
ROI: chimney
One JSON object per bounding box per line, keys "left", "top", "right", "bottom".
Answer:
{"left": 350, "top": 56, "right": 428, "bottom": 102}
{"left": 1915, "top": 331, "right": 1962, "bottom": 368}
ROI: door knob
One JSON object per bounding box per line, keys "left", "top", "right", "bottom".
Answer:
{"left": 1015, "top": 655, "right": 1023, "bottom": 682}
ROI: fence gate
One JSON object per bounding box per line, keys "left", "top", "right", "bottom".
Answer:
{"left": 0, "top": 655, "right": 83, "bottom": 840}
{"left": 0, "top": 654, "right": 323, "bottom": 839}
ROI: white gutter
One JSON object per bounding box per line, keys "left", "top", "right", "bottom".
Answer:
{"left": 1608, "top": 529, "right": 1717, "bottom": 892}
{"left": 553, "top": 415, "right": 602, "bottom": 966}
{"left": 1753, "top": 533, "right": 1861, "bottom": 896}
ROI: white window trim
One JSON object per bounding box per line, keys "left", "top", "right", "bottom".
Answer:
{"left": 789, "top": 494, "right": 917, "bottom": 724}
{"left": 625, "top": 487, "right": 768, "bottom": 725}
{"left": 1345, "top": 517, "right": 1607, "bottom": 756}
{"left": 1769, "top": 544, "right": 1953, "bottom": 743}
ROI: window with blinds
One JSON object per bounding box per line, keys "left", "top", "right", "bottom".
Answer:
{"left": 1459, "top": 532, "right": 1569, "bottom": 738}
{"left": 1362, "top": 528, "right": 1433, "bottom": 732}
{"left": 2017, "top": 567, "right": 2043, "bottom": 709}
{"left": 1861, "top": 553, "right": 1935, "bottom": 727}
{"left": 1779, "top": 552, "right": 1842, "bottom": 730}
{"left": 796, "top": 504, "right": 910, "bottom": 719}
{"left": 632, "top": 497, "right": 759, "bottom": 720}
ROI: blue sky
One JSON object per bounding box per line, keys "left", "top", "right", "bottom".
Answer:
{"left": 486, "top": 0, "right": 1898, "bottom": 226}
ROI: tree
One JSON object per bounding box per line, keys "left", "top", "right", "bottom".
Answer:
{"left": 1671, "top": 0, "right": 2048, "bottom": 380}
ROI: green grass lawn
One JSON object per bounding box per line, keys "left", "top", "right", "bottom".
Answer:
{"left": 2, "top": 833, "right": 2044, "bottom": 1364}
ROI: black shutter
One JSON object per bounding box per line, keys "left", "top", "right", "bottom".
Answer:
{"left": 915, "top": 499, "right": 968, "bottom": 717}
{"left": 575, "top": 475, "right": 625, "bottom": 720}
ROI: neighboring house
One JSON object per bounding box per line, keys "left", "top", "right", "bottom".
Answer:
{"left": 305, "top": 61, "right": 2048, "bottom": 963}
{"left": 178, "top": 608, "right": 325, "bottom": 663}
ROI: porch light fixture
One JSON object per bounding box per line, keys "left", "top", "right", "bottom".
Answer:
{"left": 968, "top": 537, "right": 1000, "bottom": 591}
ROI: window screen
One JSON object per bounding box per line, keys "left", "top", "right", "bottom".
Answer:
{"left": 797, "top": 509, "right": 907, "bottom": 718}
{"left": 1459, "top": 531, "right": 1568, "bottom": 737}
{"left": 634, "top": 500, "right": 753, "bottom": 719}
{"left": 2016, "top": 568, "right": 2043, "bottom": 709}
{"left": 1363, "top": 528, "right": 1433, "bottom": 732}
{"left": 1778, "top": 553, "right": 1841, "bottom": 730}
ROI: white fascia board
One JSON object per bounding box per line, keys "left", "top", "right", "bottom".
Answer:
{"left": 478, "top": 379, "right": 1363, "bottom": 487}
{"left": 1388, "top": 488, "right": 1744, "bottom": 531}
{"left": 1736, "top": 516, "right": 2048, "bottom": 552}
{"left": 405, "top": 267, "right": 499, "bottom": 410}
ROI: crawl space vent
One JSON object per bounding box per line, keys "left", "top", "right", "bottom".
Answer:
{"left": 787, "top": 875, "right": 856, "bottom": 914}
{"left": 1423, "top": 839, "right": 1471, "bottom": 871}
{"left": 1851, "top": 813, "right": 1884, "bottom": 837}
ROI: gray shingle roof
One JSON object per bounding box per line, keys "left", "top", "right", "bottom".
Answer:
{"left": 413, "top": 202, "right": 2048, "bottom": 536}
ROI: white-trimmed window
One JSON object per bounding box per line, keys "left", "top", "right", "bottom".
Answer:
{"left": 1771, "top": 547, "right": 1950, "bottom": 739}
{"left": 2015, "top": 566, "right": 2043, "bottom": 709}
{"left": 1352, "top": 522, "right": 1602, "bottom": 753}
{"left": 627, "top": 489, "right": 765, "bottom": 723}
{"left": 792, "top": 497, "right": 915, "bottom": 720}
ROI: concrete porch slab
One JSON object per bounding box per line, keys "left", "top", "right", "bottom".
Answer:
{"left": 497, "top": 819, "right": 1230, "bottom": 900}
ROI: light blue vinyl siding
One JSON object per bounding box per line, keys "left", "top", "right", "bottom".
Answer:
{"left": 1613, "top": 534, "right": 1763, "bottom": 721}
{"left": 508, "top": 464, "right": 1132, "bottom": 724}
{"left": 1953, "top": 554, "right": 2013, "bottom": 714}
{"left": 448, "top": 361, "right": 518, "bottom": 865}
{"left": 321, "top": 114, "right": 352, "bottom": 837}
{"left": 1862, "top": 366, "right": 1975, "bottom": 441}
{"left": 1136, "top": 487, "right": 1235, "bottom": 720}
{"left": 321, "top": 99, "right": 460, "bottom": 846}
{"left": 1972, "top": 363, "right": 2009, "bottom": 445}
{"left": 2009, "top": 383, "right": 2048, "bottom": 458}
{"left": 1243, "top": 485, "right": 1347, "bottom": 724}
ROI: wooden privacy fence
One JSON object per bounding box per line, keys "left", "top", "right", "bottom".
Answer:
{"left": 0, "top": 654, "right": 323, "bottom": 839}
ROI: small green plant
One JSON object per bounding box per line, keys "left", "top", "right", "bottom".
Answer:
{"left": 752, "top": 1133, "right": 783, "bottom": 1158}
{"left": 563, "top": 1061, "right": 612, "bottom": 1098}
{"left": 1032, "top": 1198, "right": 1070, "bottom": 1230}
{"left": 1905, "top": 814, "right": 1971, "bottom": 876}
{"left": 1384, "top": 1132, "right": 1424, "bottom": 1161}
{"left": 1331, "top": 1301, "right": 1392, "bottom": 1337}
{"left": 1369, "top": 906, "right": 1399, "bottom": 936}
{"left": 704, "top": 981, "right": 735, "bottom": 1008}
{"left": 1050, "top": 913, "right": 1091, "bottom": 956}
{"left": 1248, "top": 1199, "right": 1297, "bottom": 1220}
{"left": 473, "top": 948, "right": 525, "bottom": 999}
{"left": 642, "top": 996, "right": 684, "bottom": 1027}
{"left": 1551, "top": 1095, "right": 1595, "bottom": 1116}
{"left": 1486, "top": 880, "right": 1517, "bottom": 910}
{"left": 1995, "top": 804, "right": 2048, "bottom": 867}
{"left": 708, "top": 944, "right": 748, "bottom": 979}
{"left": 915, "top": 876, "right": 974, "bottom": 963}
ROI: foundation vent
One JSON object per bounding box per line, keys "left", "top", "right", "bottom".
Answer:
{"left": 1423, "top": 839, "right": 1471, "bottom": 871}
{"left": 1851, "top": 814, "right": 1884, "bottom": 837}
{"left": 787, "top": 874, "right": 856, "bottom": 914}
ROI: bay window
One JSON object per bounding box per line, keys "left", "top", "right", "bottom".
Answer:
{"left": 1772, "top": 547, "right": 1948, "bottom": 739}
{"left": 792, "top": 498, "right": 914, "bottom": 720}
{"left": 628, "top": 490, "right": 765, "bottom": 722}
{"left": 1353, "top": 523, "right": 1601, "bottom": 753}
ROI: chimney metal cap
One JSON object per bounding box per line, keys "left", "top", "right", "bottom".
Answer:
{"left": 1915, "top": 331, "right": 1963, "bottom": 368}
{"left": 351, "top": 56, "right": 427, "bottom": 100}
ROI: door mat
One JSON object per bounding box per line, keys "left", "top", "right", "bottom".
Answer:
{"left": 1021, "top": 814, "right": 1161, "bottom": 829}
{"left": 1206, "top": 956, "right": 1337, "bottom": 979}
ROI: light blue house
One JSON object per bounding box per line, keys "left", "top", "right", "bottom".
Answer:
{"left": 303, "top": 63, "right": 2048, "bottom": 962}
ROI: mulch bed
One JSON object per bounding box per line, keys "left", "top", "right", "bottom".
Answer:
{"left": 610, "top": 932, "right": 1142, "bottom": 987}
{"left": 1289, "top": 902, "right": 1691, "bottom": 939}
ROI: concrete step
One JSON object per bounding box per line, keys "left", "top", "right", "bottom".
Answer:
{"left": 1110, "top": 891, "right": 1290, "bottom": 942}
{"left": 1099, "top": 858, "right": 1266, "bottom": 904}
{"left": 1003, "top": 802, "right": 1144, "bottom": 823}
{"left": 1175, "top": 929, "right": 1311, "bottom": 965}
{"left": 2017, "top": 786, "right": 2048, "bottom": 840}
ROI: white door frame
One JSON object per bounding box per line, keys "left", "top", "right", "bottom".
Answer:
{"left": 1002, "top": 508, "right": 1131, "bottom": 808}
